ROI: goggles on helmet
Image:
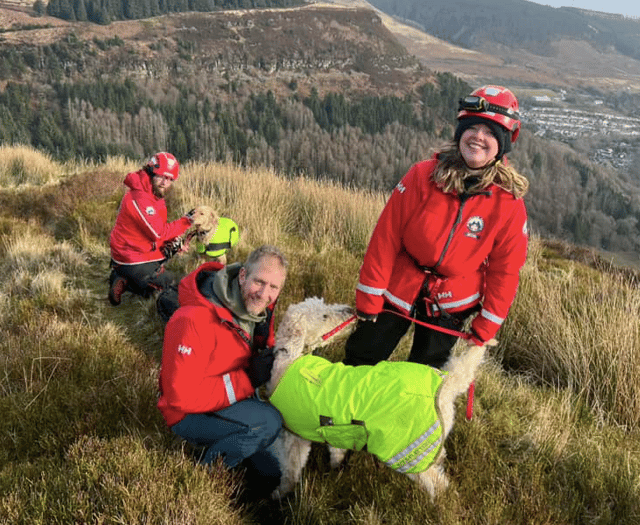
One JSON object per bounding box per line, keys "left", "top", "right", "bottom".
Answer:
{"left": 458, "top": 96, "right": 520, "bottom": 121}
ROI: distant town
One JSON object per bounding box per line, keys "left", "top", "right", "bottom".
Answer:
{"left": 520, "top": 91, "right": 640, "bottom": 169}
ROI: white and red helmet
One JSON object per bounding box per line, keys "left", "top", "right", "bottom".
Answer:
{"left": 147, "top": 152, "right": 180, "bottom": 180}
{"left": 457, "top": 85, "right": 520, "bottom": 143}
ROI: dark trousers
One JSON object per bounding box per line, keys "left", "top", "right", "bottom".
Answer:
{"left": 156, "top": 286, "right": 180, "bottom": 324}
{"left": 171, "top": 398, "right": 283, "bottom": 498}
{"left": 110, "top": 260, "right": 177, "bottom": 298}
{"left": 172, "top": 398, "right": 282, "bottom": 467}
{"left": 344, "top": 303, "right": 472, "bottom": 369}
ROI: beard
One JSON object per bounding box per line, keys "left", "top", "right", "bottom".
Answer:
{"left": 152, "top": 183, "right": 169, "bottom": 199}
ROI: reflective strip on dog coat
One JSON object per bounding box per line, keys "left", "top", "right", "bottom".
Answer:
{"left": 269, "top": 355, "right": 447, "bottom": 474}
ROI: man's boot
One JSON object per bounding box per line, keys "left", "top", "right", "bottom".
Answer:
{"left": 108, "top": 271, "right": 128, "bottom": 306}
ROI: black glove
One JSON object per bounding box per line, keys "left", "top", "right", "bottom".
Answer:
{"left": 247, "top": 346, "right": 275, "bottom": 388}
{"left": 184, "top": 209, "right": 196, "bottom": 222}
{"left": 160, "top": 237, "right": 184, "bottom": 259}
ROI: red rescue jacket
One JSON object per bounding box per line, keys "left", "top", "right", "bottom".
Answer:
{"left": 157, "top": 262, "right": 276, "bottom": 427}
{"left": 356, "top": 156, "right": 528, "bottom": 344}
{"left": 109, "top": 169, "right": 191, "bottom": 265}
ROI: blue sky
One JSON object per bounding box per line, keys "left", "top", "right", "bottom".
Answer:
{"left": 528, "top": 1, "right": 640, "bottom": 18}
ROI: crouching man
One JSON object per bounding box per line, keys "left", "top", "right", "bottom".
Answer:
{"left": 157, "top": 245, "right": 288, "bottom": 499}
{"left": 108, "top": 152, "right": 194, "bottom": 305}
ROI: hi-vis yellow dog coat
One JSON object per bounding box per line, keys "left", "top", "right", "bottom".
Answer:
{"left": 269, "top": 354, "right": 447, "bottom": 473}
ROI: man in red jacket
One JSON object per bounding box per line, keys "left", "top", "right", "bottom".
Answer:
{"left": 158, "top": 245, "right": 288, "bottom": 499}
{"left": 108, "top": 152, "right": 194, "bottom": 306}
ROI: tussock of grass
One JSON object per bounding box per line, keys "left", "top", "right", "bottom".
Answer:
{"left": 0, "top": 145, "right": 62, "bottom": 187}
{"left": 502, "top": 236, "right": 640, "bottom": 429}
{"left": 0, "top": 148, "right": 639, "bottom": 524}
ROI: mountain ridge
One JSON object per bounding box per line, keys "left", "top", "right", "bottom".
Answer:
{"left": 328, "top": 0, "right": 640, "bottom": 95}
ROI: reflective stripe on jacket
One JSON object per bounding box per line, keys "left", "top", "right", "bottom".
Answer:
{"left": 270, "top": 355, "right": 447, "bottom": 473}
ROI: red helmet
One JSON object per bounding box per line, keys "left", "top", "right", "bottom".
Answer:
{"left": 146, "top": 152, "right": 180, "bottom": 180}
{"left": 457, "top": 85, "right": 520, "bottom": 143}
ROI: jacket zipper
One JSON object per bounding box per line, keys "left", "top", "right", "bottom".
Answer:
{"left": 433, "top": 194, "right": 469, "bottom": 270}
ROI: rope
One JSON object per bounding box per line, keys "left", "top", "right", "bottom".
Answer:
{"left": 321, "top": 314, "right": 357, "bottom": 341}
{"left": 381, "top": 308, "right": 470, "bottom": 339}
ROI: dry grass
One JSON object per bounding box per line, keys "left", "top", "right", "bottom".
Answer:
{"left": 501, "top": 236, "right": 640, "bottom": 429}
{"left": 0, "top": 148, "right": 638, "bottom": 524}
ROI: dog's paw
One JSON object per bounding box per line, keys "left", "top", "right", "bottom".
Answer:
{"left": 270, "top": 481, "right": 294, "bottom": 500}
{"left": 413, "top": 464, "right": 450, "bottom": 500}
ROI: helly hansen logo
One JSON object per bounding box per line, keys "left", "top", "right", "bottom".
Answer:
{"left": 178, "top": 344, "right": 192, "bottom": 356}
{"left": 395, "top": 182, "right": 406, "bottom": 193}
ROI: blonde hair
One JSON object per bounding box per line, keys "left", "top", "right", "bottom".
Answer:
{"left": 431, "top": 143, "right": 529, "bottom": 199}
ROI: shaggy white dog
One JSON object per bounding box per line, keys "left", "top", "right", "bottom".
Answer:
{"left": 266, "top": 297, "right": 495, "bottom": 500}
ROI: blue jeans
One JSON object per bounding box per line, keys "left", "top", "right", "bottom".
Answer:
{"left": 171, "top": 398, "right": 282, "bottom": 477}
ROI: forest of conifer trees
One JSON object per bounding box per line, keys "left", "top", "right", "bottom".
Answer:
{"left": 45, "top": 0, "right": 303, "bottom": 24}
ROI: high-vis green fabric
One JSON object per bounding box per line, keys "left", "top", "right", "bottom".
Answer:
{"left": 196, "top": 217, "right": 239, "bottom": 257}
{"left": 270, "top": 355, "right": 447, "bottom": 473}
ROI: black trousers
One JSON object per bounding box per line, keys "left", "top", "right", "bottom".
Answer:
{"left": 343, "top": 302, "right": 473, "bottom": 369}
{"left": 110, "top": 260, "right": 177, "bottom": 298}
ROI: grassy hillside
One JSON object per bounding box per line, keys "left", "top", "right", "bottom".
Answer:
{"left": 0, "top": 145, "right": 639, "bottom": 524}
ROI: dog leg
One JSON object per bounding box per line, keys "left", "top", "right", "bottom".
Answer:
{"left": 270, "top": 430, "right": 313, "bottom": 499}
{"left": 328, "top": 446, "right": 347, "bottom": 469}
{"left": 410, "top": 459, "right": 450, "bottom": 500}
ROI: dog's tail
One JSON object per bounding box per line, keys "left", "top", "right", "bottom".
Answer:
{"left": 439, "top": 339, "right": 496, "bottom": 401}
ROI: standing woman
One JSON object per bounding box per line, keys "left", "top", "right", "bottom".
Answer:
{"left": 344, "top": 85, "right": 529, "bottom": 369}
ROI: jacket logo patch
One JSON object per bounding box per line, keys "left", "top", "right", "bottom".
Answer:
{"left": 146, "top": 206, "right": 156, "bottom": 216}
{"left": 178, "top": 344, "right": 192, "bottom": 356}
{"left": 395, "top": 182, "right": 406, "bottom": 193}
{"left": 437, "top": 291, "right": 452, "bottom": 300}
{"left": 465, "top": 216, "right": 484, "bottom": 239}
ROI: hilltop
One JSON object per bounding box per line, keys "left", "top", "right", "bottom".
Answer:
{"left": 0, "top": 2, "right": 429, "bottom": 100}
{"left": 358, "top": 0, "right": 640, "bottom": 96}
